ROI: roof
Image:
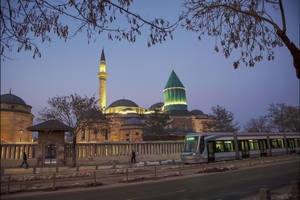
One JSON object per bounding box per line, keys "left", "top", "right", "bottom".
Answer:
{"left": 190, "top": 109, "right": 204, "bottom": 115}
{"left": 81, "top": 109, "right": 105, "bottom": 119}
{"left": 164, "top": 70, "right": 184, "bottom": 89}
{"left": 27, "top": 120, "right": 73, "bottom": 132}
{"left": 149, "top": 102, "right": 164, "bottom": 110}
{"left": 0, "top": 93, "right": 27, "bottom": 106}
{"left": 123, "top": 118, "right": 143, "bottom": 126}
{"left": 101, "top": 49, "right": 105, "bottom": 61}
{"left": 165, "top": 109, "right": 190, "bottom": 116}
{"left": 108, "top": 99, "right": 139, "bottom": 108}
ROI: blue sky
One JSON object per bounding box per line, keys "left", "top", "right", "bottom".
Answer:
{"left": 1, "top": 1, "right": 299, "bottom": 129}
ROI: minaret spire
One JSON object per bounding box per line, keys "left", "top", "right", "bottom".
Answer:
{"left": 101, "top": 49, "right": 105, "bottom": 61}
{"left": 98, "top": 48, "right": 108, "bottom": 111}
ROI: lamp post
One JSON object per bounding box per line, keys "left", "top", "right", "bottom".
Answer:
{"left": 19, "top": 129, "right": 23, "bottom": 142}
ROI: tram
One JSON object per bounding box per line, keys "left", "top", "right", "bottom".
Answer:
{"left": 181, "top": 132, "right": 300, "bottom": 164}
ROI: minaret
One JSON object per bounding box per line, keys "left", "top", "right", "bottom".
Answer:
{"left": 98, "top": 49, "right": 108, "bottom": 111}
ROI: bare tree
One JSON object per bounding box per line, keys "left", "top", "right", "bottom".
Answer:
{"left": 203, "top": 105, "right": 240, "bottom": 132}
{"left": 181, "top": 0, "right": 300, "bottom": 79}
{"left": 244, "top": 116, "right": 270, "bottom": 132}
{"left": 38, "top": 93, "right": 100, "bottom": 166}
{"left": 267, "top": 103, "right": 300, "bottom": 132}
{"left": 0, "top": 0, "right": 175, "bottom": 59}
{"left": 144, "top": 110, "right": 171, "bottom": 136}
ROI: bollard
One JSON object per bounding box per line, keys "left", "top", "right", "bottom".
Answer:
{"left": 7, "top": 175, "right": 11, "bottom": 193}
{"left": 259, "top": 188, "right": 270, "bottom": 200}
{"left": 76, "top": 166, "right": 79, "bottom": 171}
{"left": 154, "top": 166, "right": 157, "bottom": 177}
{"left": 179, "top": 164, "right": 182, "bottom": 175}
{"left": 56, "top": 166, "right": 59, "bottom": 173}
{"left": 126, "top": 168, "right": 128, "bottom": 182}
{"left": 95, "top": 165, "right": 98, "bottom": 170}
{"left": 33, "top": 167, "right": 36, "bottom": 174}
{"left": 93, "top": 171, "right": 97, "bottom": 185}
{"left": 52, "top": 173, "right": 56, "bottom": 190}
{"left": 290, "top": 180, "right": 300, "bottom": 200}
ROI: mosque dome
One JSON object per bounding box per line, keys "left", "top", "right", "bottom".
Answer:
{"left": 163, "top": 70, "right": 187, "bottom": 111}
{"left": 190, "top": 109, "right": 204, "bottom": 115}
{"left": 0, "top": 93, "right": 27, "bottom": 106}
{"left": 148, "top": 102, "right": 164, "bottom": 110}
{"left": 108, "top": 99, "right": 139, "bottom": 108}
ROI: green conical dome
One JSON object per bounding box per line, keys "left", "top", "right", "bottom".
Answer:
{"left": 163, "top": 70, "right": 187, "bottom": 111}
{"left": 164, "top": 70, "right": 184, "bottom": 89}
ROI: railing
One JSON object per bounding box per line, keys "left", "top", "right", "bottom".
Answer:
{"left": 1, "top": 141, "right": 184, "bottom": 167}
{"left": 65, "top": 141, "right": 184, "bottom": 159}
{"left": 0, "top": 144, "right": 36, "bottom": 160}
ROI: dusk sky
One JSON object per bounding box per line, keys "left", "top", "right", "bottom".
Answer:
{"left": 1, "top": 1, "right": 299, "bottom": 129}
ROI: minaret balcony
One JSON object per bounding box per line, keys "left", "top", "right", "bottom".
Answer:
{"left": 98, "top": 72, "right": 108, "bottom": 79}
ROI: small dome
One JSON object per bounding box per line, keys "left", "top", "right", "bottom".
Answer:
{"left": 190, "top": 109, "right": 204, "bottom": 115}
{"left": 81, "top": 109, "right": 105, "bottom": 119}
{"left": 108, "top": 99, "right": 139, "bottom": 108}
{"left": 0, "top": 93, "right": 27, "bottom": 105}
{"left": 123, "top": 118, "right": 143, "bottom": 126}
{"left": 149, "top": 102, "right": 164, "bottom": 110}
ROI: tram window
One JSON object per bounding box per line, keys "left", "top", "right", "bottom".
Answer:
{"left": 296, "top": 139, "right": 300, "bottom": 147}
{"left": 184, "top": 136, "right": 199, "bottom": 152}
{"left": 215, "top": 141, "right": 224, "bottom": 152}
{"left": 271, "top": 139, "right": 278, "bottom": 148}
{"left": 249, "top": 140, "right": 259, "bottom": 150}
{"left": 278, "top": 139, "right": 284, "bottom": 148}
{"left": 224, "top": 141, "right": 234, "bottom": 152}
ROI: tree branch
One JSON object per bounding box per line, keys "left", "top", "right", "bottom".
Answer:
{"left": 278, "top": 0, "right": 286, "bottom": 33}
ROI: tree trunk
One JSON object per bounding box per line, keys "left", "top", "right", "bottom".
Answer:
{"left": 72, "top": 134, "right": 77, "bottom": 167}
{"left": 276, "top": 30, "right": 300, "bottom": 79}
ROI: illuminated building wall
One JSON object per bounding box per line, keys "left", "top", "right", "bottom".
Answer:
{"left": 163, "top": 70, "right": 187, "bottom": 111}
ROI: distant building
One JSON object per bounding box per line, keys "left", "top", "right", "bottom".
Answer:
{"left": 0, "top": 90, "right": 34, "bottom": 143}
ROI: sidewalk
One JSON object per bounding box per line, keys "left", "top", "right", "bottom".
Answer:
{"left": 1, "top": 154, "right": 299, "bottom": 194}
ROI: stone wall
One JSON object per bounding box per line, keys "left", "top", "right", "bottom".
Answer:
{"left": 170, "top": 116, "right": 193, "bottom": 131}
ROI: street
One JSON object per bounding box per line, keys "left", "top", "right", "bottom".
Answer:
{"left": 2, "top": 161, "right": 299, "bottom": 200}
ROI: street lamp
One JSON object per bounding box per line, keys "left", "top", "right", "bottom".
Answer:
{"left": 19, "top": 129, "right": 23, "bottom": 142}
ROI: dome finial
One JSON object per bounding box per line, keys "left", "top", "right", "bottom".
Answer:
{"left": 171, "top": 64, "right": 174, "bottom": 71}
{"left": 9, "top": 88, "right": 12, "bottom": 94}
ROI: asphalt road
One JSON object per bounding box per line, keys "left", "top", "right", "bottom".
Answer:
{"left": 3, "top": 161, "right": 299, "bottom": 200}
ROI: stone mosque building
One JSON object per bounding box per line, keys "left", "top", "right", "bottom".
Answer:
{"left": 0, "top": 49, "right": 214, "bottom": 144}
{"left": 76, "top": 49, "right": 214, "bottom": 143}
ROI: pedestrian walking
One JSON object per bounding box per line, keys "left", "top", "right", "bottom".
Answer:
{"left": 20, "top": 152, "right": 29, "bottom": 168}
{"left": 131, "top": 150, "right": 136, "bottom": 163}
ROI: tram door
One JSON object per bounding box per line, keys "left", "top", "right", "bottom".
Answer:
{"left": 207, "top": 141, "right": 215, "bottom": 162}
{"left": 287, "top": 139, "right": 296, "bottom": 153}
{"left": 240, "top": 140, "right": 250, "bottom": 158}
{"left": 258, "top": 140, "right": 267, "bottom": 156}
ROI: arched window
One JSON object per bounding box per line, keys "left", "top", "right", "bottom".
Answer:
{"left": 81, "top": 129, "right": 85, "bottom": 140}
